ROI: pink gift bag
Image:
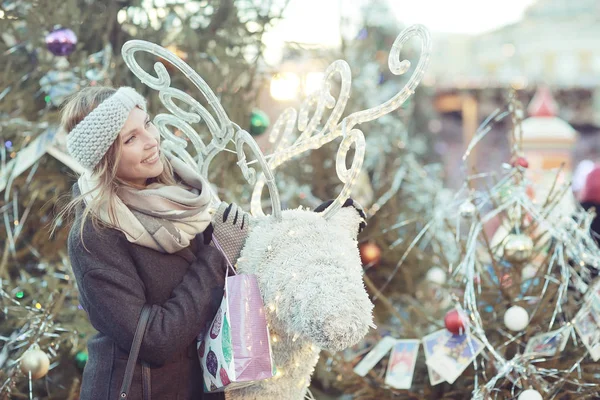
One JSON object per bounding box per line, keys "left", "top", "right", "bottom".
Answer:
{"left": 198, "top": 237, "right": 275, "bottom": 392}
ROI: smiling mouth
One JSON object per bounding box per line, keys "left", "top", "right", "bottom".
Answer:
{"left": 141, "top": 152, "right": 159, "bottom": 164}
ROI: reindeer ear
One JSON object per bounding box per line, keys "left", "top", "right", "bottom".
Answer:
{"left": 317, "top": 198, "right": 366, "bottom": 238}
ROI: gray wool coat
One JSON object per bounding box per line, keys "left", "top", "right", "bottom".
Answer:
{"left": 68, "top": 184, "right": 227, "bottom": 400}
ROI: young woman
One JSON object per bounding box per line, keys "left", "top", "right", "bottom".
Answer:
{"left": 58, "top": 85, "right": 240, "bottom": 399}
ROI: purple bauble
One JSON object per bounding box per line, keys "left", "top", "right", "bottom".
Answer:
{"left": 45, "top": 28, "right": 77, "bottom": 56}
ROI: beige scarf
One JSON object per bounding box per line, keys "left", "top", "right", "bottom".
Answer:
{"left": 78, "top": 155, "right": 212, "bottom": 253}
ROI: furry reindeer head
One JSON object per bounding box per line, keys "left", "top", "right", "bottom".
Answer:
{"left": 238, "top": 206, "right": 372, "bottom": 351}
{"left": 121, "top": 24, "right": 431, "bottom": 355}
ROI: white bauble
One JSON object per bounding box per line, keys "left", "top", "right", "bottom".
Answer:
{"left": 20, "top": 346, "right": 50, "bottom": 379}
{"left": 426, "top": 267, "right": 447, "bottom": 285}
{"left": 459, "top": 200, "right": 476, "bottom": 217}
{"left": 521, "top": 265, "right": 538, "bottom": 280}
{"left": 504, "top": 306, "right": 529, "bottom": 331}
{"left": 518, "top": 389, "right": 543, "bottom": 400}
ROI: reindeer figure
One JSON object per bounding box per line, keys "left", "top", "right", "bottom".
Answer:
{"left": 121, "top": 24, "right": 431, "bottom": 400}
{"left": 230, "top": 206, "right": 371, "bottom": 400}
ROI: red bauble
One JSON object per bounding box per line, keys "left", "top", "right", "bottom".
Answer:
{"left": 444, "top": 309, "right": 466, "bottom": 335}
{"left": 359, "top": 242, "right": 381, "bottom": 266}
{"left": 511, "top": 156, "right": 529, "bottom": 169}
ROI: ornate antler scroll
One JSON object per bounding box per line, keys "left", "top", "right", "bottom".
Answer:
{"left": 121, "top": 40, "right": 283, "bottom": 220}
{"left": 121, "top": 24, "right": 430, "bottom": 221}
{"left": 251, "top": 24, "right": 431, "bottom": 219}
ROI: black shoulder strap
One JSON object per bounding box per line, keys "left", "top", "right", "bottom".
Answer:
{"left": 119, "top": 304, "right": 152, "bottom": 400}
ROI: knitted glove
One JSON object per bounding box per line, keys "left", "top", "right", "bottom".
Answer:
{"left": 204, "top": 202, "right": 252, "bottom": 264}
{"left": 314, "top": 198, "right": 367, "bottom": 234}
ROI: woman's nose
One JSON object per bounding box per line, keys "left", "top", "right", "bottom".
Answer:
{"left": 143, "top": 131, "right": 158, "bottom": 149}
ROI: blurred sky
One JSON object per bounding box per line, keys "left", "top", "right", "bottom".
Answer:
{"left": 263, "top": 0, "right": 536, "bottom": 64}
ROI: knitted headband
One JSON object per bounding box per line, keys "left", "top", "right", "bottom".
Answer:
{"left": 66, "top": 87, "right": 147, "bottom": 171}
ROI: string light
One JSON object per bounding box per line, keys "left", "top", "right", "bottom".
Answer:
{"left": 121, "top": 26, "right": 430, "bottom": 223}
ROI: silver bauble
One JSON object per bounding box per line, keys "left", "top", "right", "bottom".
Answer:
{"left": 503, "top": 233, "right": 533, "bottom": 263}
{"left": 20, "top": 345, "right": 50, "bottom": 379}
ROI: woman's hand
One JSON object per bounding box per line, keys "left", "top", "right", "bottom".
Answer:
{"left": 206, "top": 202, "right": 252, "bottom": 264}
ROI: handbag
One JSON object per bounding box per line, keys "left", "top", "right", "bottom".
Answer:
{"left": 119, "top": 304, "right": 152, "bottom": 400}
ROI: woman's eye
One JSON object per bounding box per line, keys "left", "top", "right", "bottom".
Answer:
{"left": 145, "top": 119, "right": 152, "bottom": 127}
{"left": 125, "top": 135, "right": 135, "bottom": 144}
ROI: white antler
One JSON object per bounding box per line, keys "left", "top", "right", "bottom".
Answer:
{"left": 251, "top": 24, "right": 431, "bottom": 219}
{"left": 121, "top": 40, "right": 283, "bottom": 220}
{"left": 120, "top": 24, "right": 430, "bottom": 221}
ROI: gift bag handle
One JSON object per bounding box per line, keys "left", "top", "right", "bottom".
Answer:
{"left": 211, "top": 236, "right": 237, "bottom": 277}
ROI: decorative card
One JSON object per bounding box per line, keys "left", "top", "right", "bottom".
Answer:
{"left": 524, "top": 330, "right": 568, "bottom": 357}
{"left": 426, "top": 333, "right": 484, "bottom": 384}
{"left": 384, "top": 340, "right": 420, "bottom": 390}
{"left": 422, "top": 329, "right": 452, "bottom": 385}
{"left": 353, "top": 336, "right": 397, "bottom": 377}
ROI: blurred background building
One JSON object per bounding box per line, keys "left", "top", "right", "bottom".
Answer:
{"left": 258, "top": 0, "right": 600, "bottom": 188}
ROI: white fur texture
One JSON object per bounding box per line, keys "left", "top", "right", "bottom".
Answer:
{"left": 226, "top": 207, "right": 374, "bottom": 400}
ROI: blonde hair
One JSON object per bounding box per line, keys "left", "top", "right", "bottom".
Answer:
{"left": 52, "top": 86, "right": 176, "bottom": 244}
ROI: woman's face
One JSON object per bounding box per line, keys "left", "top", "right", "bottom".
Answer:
{"left": 116, "top": 107, "right": 164, "bottom": 187}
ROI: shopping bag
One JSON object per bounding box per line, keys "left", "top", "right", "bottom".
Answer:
{"left": 198, "top": 237, "right": 275, "bottom": 392}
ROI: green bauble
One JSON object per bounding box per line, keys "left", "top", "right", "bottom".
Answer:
{"left": 249, "top": 109, "right": 270, "bottom": 136}
{"left": 75, "top": 351, "right": 88, "bottom": 370}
